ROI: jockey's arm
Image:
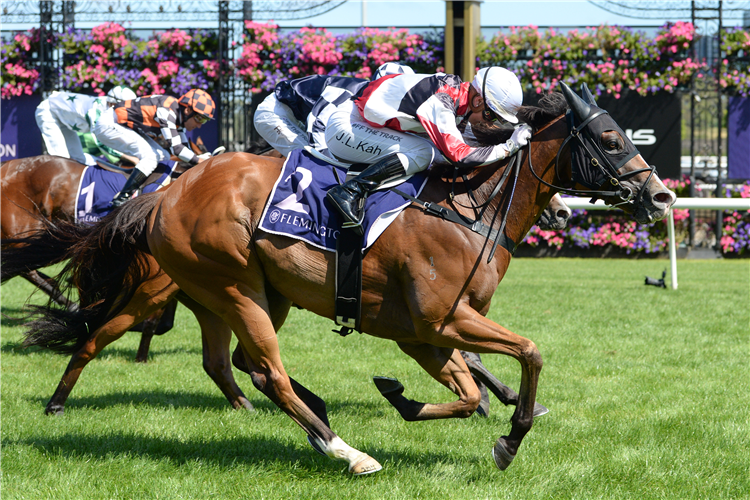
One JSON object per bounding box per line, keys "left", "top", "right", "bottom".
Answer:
{"left": 416, "top": 96, "right": 510, "bottom": 168}
{"left": 156, "top": 107, "right": 201, "bottom": 166}
{"left": 253, "top": 93, "right": 309, "bottom": 157}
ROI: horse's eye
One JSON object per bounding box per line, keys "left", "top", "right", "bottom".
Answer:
{"left": 607, "top": 140, "right": 619, "bottom": 149}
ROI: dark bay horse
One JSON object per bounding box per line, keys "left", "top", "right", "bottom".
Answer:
{"left": 16, "top": 84, "right": 675, "bottom": 474}
{"left": 1, "top": 155, "right": 257, "bottom": 413}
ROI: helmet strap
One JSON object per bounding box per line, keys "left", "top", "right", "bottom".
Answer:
{"left": 480, "top": 67, "right": 496, "bottom": 121}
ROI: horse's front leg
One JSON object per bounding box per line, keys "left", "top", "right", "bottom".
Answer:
{"left": 461, "top": 351, "right": 549, "bottom": 417}
{"left": 174, "top": 293, "right": 254, "bottom": 411}
{"left": 419, "top": 303, "right": 543, "bottom": 471}
{"left": 374, "top": 343, "right": 481, "bottom": 421}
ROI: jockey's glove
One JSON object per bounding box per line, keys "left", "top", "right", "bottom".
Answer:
{"left": 502, "top": 124, "right": 534, "bottom": 157}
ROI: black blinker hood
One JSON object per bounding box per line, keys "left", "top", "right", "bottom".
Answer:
{"left": 559, "top": 83, "right": 641, "bottom": 190}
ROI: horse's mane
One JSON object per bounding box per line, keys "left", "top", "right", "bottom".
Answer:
{"left": 516, "top": 91, "right": 569, "bottom": 130}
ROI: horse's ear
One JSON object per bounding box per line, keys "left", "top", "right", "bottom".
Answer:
{"left": 580, "top": 83, "right": 597, "bottom": 106}
{"left": 559, "top": 82, "right": 591, "bottom": 121}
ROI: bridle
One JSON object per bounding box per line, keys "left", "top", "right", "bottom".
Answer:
{"left": 527, "top": 108, "right": 657, "bottom": 211}
{"left": 394, "top": 84, "right": 658, "bottom": 263}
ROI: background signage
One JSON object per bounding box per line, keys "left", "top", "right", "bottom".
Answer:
{"left": 1, "top": 95, "right": 43, "bottom": 161}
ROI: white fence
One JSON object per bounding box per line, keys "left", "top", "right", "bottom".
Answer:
{"left": 563, "top": 197, "right": 750, "bottom": 289}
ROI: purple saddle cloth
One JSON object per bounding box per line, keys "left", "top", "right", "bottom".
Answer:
{"left": 259, "top": 149, "right": 428, "bottom": 252}
{"left": 75, "top": 162, "right": 176, "bottom": 225}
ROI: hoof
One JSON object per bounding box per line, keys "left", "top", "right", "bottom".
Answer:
{"left": 533, "top": 402, "right": 549, "bottom": 417}
{"left": 349, "top": 454, "right": 382, "bottom": 476}
{"left": 307, "top": 436, "right": 326, "bottom": 456}
{"left": 45, "top": 404, "right": 64, "bottom": 416}
{"left": 373, "top": 376, "right": 404, "bottom": 396}
{"left": 492, "top": 438, "right": 516, "bottom": 471}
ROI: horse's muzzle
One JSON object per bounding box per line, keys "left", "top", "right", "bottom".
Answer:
{"left": 632, "top": 184, "right": 677, "bottom": 224}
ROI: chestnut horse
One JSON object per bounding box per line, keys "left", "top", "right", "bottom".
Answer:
{"left": 3, "top": 158, "right": 567, "bottom": 418}
{"left": 18, "top": 85, "right": 675, "bottom": 474}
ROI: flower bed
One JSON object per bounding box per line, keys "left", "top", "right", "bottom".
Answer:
{"left": 0, "top": 23, "right": 220, "bottom": 97}
{"left": 520, "top": 179, "right": 750, "bottom": 257}
{"left": 236, "top": 22, "right": 443, "bottom": 93}
{"left": 3, "top": 22, "right": 748, "bottom": 99}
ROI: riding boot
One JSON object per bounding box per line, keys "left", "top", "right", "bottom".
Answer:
{"left": 326, "top": 153, "right": 406, "bottom": 234}
{"left": 110, "top": 169, "right": 148, "bottom": 208}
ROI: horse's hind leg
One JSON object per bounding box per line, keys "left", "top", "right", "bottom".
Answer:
{"left": 134, "top": 299, "right": 178, "bottom": 362}
{"left": 23, "top": 270, "right": 78, "bottom": 312}
{"left": 169, "top": 268, "right": 380, "bottom": 475}
{"left": 374, "top": 343, "right": 481, "bottom": 421}
{"left": 175, "top": 292, "right": 253, "bottom": 411}
{"left": 45, "top": 280, "right": 180, "bottom": 415}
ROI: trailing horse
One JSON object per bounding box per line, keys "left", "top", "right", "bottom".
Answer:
{"left": 16, "top": 84, "right": 675, "bottom": 474}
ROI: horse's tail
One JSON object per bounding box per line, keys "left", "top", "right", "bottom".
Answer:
{"left": 1, "top": 220, "right": 92, "bottom": 283}
{"left": 23, "top": 192, "right": 163, "bottom": 355}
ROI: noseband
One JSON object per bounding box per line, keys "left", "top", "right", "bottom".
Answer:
{"left": 528, "top": 109, "right": 656, "bottom": 211}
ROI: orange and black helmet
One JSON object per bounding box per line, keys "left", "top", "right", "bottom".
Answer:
{"left": 178, "top": 89, "right": 216, "bottom": 120}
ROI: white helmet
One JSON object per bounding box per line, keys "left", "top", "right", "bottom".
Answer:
{"left": 107, "top": 85, "right": 136, "bottom": 104}
{"left": 373, "top": 62, "right": 415, "bottom": 80}
{"left": 471, "top": 67, "right": 523, "bottom": 124}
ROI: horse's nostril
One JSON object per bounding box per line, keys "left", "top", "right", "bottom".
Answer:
{"left": 653, "top": 191, "right": 674, "bottom": 205}
{"left": 556, "top": 210, "right": 569, "bottom": 219}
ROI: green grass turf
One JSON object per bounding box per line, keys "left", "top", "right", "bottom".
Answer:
{"left": 1, "top": 259, "right": 748, "bottom": 499}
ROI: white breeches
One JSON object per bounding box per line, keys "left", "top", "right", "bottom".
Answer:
{"left": 253, "top": 94, "right": 309, "bottom": 157}
{"left": 93, "top": 108, "right": 169, "bottom": 177}
{"left": 324, "top": 106, "right": 435, "bottom": 175}
{"left": 35, "top": 100, "right": 87, "bottom": 164}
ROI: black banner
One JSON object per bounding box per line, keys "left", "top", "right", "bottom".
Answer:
{"left": 597, "top": 90, "right": 681, "bottom": 179}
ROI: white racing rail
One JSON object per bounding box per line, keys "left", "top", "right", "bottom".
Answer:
{"left": 562, "top": 197, "right": 750, "bottom": 289}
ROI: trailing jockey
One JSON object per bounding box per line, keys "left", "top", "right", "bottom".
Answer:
{"left": 94, "top": 88, "right": 215, "bottom": 207}
{"left": 35, "top": 86, "right": 136, "bottom": 166}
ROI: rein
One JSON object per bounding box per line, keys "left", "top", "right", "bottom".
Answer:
{"left": 390, "top": 152, "right": 522, "bottom": 263}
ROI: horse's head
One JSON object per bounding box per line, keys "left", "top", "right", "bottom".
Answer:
{"left": 558, "top": 83, "right": 675, "bottom": 223}
{"left": 536, "top": 193, "right": 571, "bottom": 230}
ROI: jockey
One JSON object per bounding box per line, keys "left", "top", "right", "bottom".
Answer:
{"left": 34, "top": 92, "right": 100, "bottom": 164}
{"left": 253, "top": 62, "right": 415, "bottom": 158}
{"left": 93, "top": 88, "right": 215, "bottom": 207}
{"left": 324, "top": 67, "right": 533, "bottom": 233}
{"left": 78, "top": 86, "right": 137, "bottom": 164}
{"left": 35, "top": 86, "right": 137, "bottom": 166}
